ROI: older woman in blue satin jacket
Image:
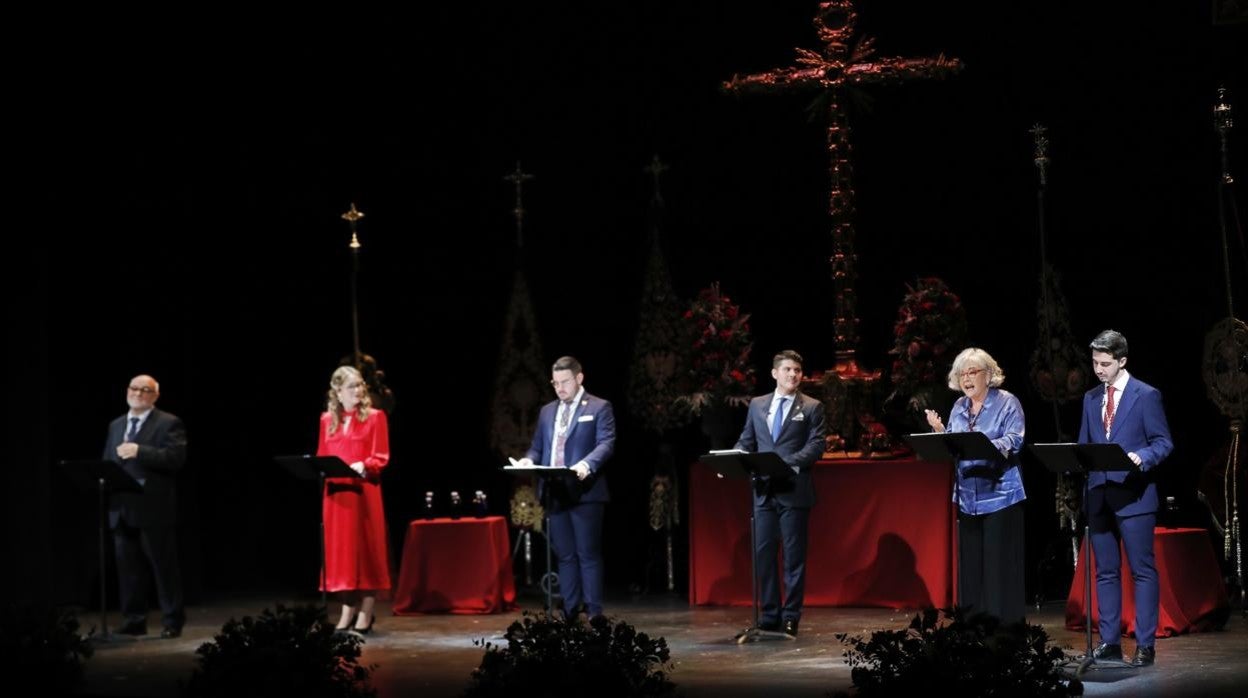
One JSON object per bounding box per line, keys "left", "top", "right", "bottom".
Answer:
{"left": 925, "top": 347, "right": 1027, "bottom": 623}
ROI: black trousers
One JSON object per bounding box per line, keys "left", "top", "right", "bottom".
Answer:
{"left": 957, "top": 502, "right": 1025, "bottom": 623}
{"left": 113, "top": 520, "right": 184, "bottom": 630}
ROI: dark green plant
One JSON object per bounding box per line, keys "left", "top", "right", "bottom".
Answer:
{"left": 465, "top": 612, "right": 676, "bottom": 697}
{"left": 184, "top": 603, "right": 375, "bottom": 698}
{"left": 833, "top": 607, "right": 1081, "bottom": 698}
{"left": 0, "top": 602, "right": 93, "bottom": 693}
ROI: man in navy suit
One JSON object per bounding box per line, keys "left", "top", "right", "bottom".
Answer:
{"left": 1079, "top": 330, "right": 1173, "bottom": 667}
{"left": 734, "top": 350, "right": 827, "bottom": 636}
{"left": 519, "top": 356, "right": 616, "bottom": 619}
{"left": 103, "top": 374, "right": 188, "bottom": 638}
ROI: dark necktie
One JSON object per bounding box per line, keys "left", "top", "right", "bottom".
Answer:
{"left": 771, "top": 397, "right": 788, "bottom": 442}
{"left": 553, "top": 401, "right": 573, "bottom": 467}
{"left": 1103, "top": 385, "right": 1116, "bottom": 435}
{"left": 125, "top": 417, "right": 140, "bottom": 442}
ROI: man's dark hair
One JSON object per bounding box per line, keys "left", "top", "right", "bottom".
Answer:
{"left": 1089, "top": 330, "right": 1128, "bottom": 359}
{"left": 552, "top": 356, "right": 583, "bottom": 374}
{"left": 773, "top": 350, "right": 804, "bottom": 369}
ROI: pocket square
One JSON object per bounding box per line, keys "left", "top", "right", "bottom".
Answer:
{"left": 791, "top": 412, "right": 805, "bottom": 422}
{"left": 577, "top": 414, "right": 595, "bottom": 422}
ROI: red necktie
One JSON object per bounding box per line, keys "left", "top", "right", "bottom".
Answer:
{"left": 1103, "top": 385, "right": 1116, "bottom": 434}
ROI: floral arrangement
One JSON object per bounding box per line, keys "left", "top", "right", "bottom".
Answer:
{"left": 466, "top": 612, "right": 676, "bottom": 697}
{"left": 674, "top": 282, "right": 757, "bottom": 416}
{"left": 834, "top": 607, "right": 1079, "bottom": 697}
{"left": 186, "top": 604, "right": 376, "bottom": 698}
{"left": 885, "top": 278, "right": 967, "bottom": 422}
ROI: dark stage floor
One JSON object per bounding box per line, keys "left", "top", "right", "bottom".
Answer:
{"left": 73, "top": 591, "right": 1247, "bottom": 697}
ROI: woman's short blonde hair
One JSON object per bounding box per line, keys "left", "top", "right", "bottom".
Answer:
{"left": 946, "top": 347, "right": 1006, "bottom": 391}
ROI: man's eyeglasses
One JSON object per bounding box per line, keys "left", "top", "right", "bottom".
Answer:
{"left": 128, "top": 386, "right": 156, "bottom": 394}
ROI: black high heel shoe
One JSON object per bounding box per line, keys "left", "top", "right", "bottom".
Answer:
{"left": 334, "top": 612, "right": 358, "bottom": 634}
{"left": 351, "top": 614, "right": 375, "bottom": 636}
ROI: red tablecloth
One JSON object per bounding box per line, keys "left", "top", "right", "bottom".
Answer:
{"left": 392, "top": 516, "right": 517, "bottom": 614}
{"left": 1065, "top": 527, "right": 1230, "bottom": 637}
{"left": 689, "top": 457, "right": 955, "bottom": 609}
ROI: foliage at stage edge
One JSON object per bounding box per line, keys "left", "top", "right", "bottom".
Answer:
{"left": 184, "top": 603, "right": 376, "bottom": 698}
{"left": 884, "top": 277, "right": 967, "bottom": 428}
{"left": 832, "top": 606, "right": 1082, "bottom": 698}
{"left": 673, "top": 282, "right": 757, "bottom": 417}
{"left": 464, "top": 611, "right": 677, "bottom": 697}
{"left": 0, "top": 602, "right": 93, "bottom": 693}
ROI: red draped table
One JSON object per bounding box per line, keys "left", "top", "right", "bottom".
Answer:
{"left": 1065, "top": 526, "right": 1230, "bottom": 637}
{"left": 689, "top": 457, "right": 956, "bottom": 609}
{"left": 392, "top": 515, "right": 517, "bottom": 614}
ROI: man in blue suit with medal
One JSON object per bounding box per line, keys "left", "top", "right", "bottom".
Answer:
{"left": 518, "top": 356, "right": 616, "bottom": 619}
{"left": 734, "top": 350, "right": 827, "bottom": 636}
{"left": 1079, "top": 330, "right": 1173, "bottom": 667}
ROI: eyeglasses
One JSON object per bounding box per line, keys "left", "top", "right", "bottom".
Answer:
{"left": 127, "top": 386, "right": 156, "bottom": 394}
{"left": 958, "top": 368, "right": 986, "bottom": 379}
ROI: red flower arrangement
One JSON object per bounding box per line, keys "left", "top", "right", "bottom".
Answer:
{"left": 675, "top": 282, "right": 757, "bottom": 416}
{"left": 885, "top": 278, "right": 968, "bottom": 421}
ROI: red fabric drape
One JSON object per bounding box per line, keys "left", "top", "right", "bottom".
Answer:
{"left": 689, "top": 457, "right": 956, "bottom": 609}
{"left": 392, "top": 516, "right": 517, "bottom": 615}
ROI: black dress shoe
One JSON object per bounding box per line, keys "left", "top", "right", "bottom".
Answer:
{"left": 756, "top": 620, "right": 780, "bottom": 632}
{"left": 117, "top": 620, "right": 147, "bottom": 636}
{"left": 1091, "top": 642, "right": 1122, "bottom": 661}
{"left": 782, "top": 619, "right": 799, "bottom": 637}
{"left": 160, "top": 626, "right": 182, "bottom": 639}
{"left": 1131, "top": 646, "right": 1155, "bottom": 667}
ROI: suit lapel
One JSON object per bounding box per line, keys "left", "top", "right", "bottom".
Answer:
{"left": 566, "top": 397, "right": 587, "bottom": 439}
{"left": 132, "top": 410, "right": 155, "bottom": 444}
{"left": 1112, "top": 380, "right": 1140, "bottom": 436}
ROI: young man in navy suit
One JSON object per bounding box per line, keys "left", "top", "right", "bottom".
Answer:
{"left": 518, "top": 356, "right": 616, "bottom": 619}
{"left": 733, "top": 350, "right": 827, "bottom": 636}
{"left": 103, "top": 374, "right": 188, "bottom": 638}
{"left": 1079, "top": 330, "right": 1173, "bottom": 667}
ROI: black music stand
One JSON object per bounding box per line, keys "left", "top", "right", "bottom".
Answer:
{"left": 274, "top": 455, "right": 359, "bottom": 607}
{"left": 502, "top": 464, "right": 577, "bottom": 615}
{"left": 904, "top": 431, "right": 1004, "bottom": 464}
{"left": 1028, "top": 442, "right": 1136, "bottom": 676}
{"left": 58, "top": 459, "right": 143, "bottom": 642}
{"left": 699, "top": 449, "right": 796, "bottom": 643}
{"left": 903, "top": 430, "right": 1004, "bottom": 593}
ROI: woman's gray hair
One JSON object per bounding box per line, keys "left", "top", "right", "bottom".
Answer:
{"left": 946, "top": 347, "right": 1006, "bottom": 390}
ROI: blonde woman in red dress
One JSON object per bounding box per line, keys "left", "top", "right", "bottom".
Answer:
{"left": 317, "top": 365, "right": 392, "bottom": 633}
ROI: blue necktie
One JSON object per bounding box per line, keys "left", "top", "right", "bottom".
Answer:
{"left": 771, "top": 397, "right": 787, "bottom": 442}
{"left": 126, "top": 417, "right": 140, "bottom": 442}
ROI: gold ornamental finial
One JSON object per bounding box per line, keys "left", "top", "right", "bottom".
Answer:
{"left": 342, "top": 203, "right": 365, "bottom": 249}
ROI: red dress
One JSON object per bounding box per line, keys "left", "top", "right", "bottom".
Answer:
{"left": 317, "top": 408, "right": 392, "bottom": 593}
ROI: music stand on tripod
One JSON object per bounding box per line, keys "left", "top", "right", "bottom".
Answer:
{"left": 274, "top": 455, "right": 359, "bottom": 607}
{"left": 502, "top": 464, "right": 578, "bottom": 615}
{"left": 58, "top": 459, "right": 143, "bottom": 642}
{"left": 699, "top": 449, "right": 796, "bottom": 643}
{"left": 1028, "top": 442, "right": 1136, "bottom": 676}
